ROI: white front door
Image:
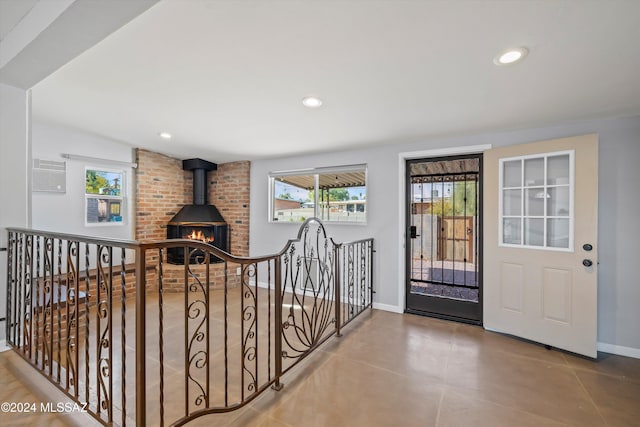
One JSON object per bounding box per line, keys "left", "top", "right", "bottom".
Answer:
{"left": 483, "top": 134, "right": 598, "bottom": 358}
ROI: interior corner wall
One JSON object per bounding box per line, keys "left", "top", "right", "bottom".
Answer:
{"left": 209, "top": 161, "right": 251, "bottom": 257}
{"left": 249, "top": 115, "right": 640, "bottom": 353}
{"left": 0, "top": 83, "right": 31, "bottom": 343}
{"left": 31, "top": 120, "right": 135, "bottom": 240}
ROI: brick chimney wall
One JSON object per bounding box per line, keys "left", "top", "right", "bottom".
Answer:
{"left": 135, "top": 149, "right": 250, "bottom": 255}
{"left": 135, "top": 149, "right": 189, "bottom": 241}
{"left": 209, "top": 161, "right": 251, "bottom": 257}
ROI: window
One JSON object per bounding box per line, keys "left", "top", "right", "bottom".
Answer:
{"left": 499, "top": 151, "right": 573, "bottom": 250}
{"left": 269, "top": 165, "right": 367, "bottom": 223}
{"left": 85, "top": 168, "right": 125, "bottom": 225}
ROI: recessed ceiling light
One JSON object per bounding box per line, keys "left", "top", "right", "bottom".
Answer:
{"left": 159, "top": 132, "right": 172, "bottom": 139}
{"left": 302, "top": 96, "right": 323, "bottom": 108}
{"left": 494, "top": 47, "right": 529, "bottom": 65}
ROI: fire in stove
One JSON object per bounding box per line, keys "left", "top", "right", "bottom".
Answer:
{"left": 185, "top": 229, "right": 214, "bottom": 243}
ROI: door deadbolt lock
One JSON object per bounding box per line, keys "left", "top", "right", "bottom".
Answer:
{"left": 582, "top": 259, "right": 593, "bottom": 267}
{"left": 583, "top": 243, "right": 593, "bottom": 252}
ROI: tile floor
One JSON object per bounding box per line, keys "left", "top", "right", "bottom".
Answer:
{"left": 1, "top": 307, "right": 639, "bottom": 426}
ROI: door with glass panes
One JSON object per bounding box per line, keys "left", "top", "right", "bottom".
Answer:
{"left": 406, "top": 154, "right": 482, "bottom": 324}
{"left": 483, "top": 134, "right": 598, "bottom": 358}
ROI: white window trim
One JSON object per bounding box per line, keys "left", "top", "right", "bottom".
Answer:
{"left": 268, "top": 164, "right": 368, "bottom": 225}
{"left": 498, "top": 150, "right": 574, "bottom": 252}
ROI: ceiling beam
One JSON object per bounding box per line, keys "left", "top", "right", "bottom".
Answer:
{"left": 0, "top": 0, "right": 159, "bottom": 89}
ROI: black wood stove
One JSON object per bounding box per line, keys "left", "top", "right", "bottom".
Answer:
{"left": 166, "top": 158, "right": 228, "bottom": 264}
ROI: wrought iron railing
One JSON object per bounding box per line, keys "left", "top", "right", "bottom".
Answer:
{"left": 6, "top": 218, "right": 373, "bottom": 426}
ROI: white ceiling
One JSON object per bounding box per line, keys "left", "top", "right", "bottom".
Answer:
{"left": 0, "top": 0, "right": 39, "bottom": 42}
{"left": 22, "top": 0, "right": 640, "bottom": 162}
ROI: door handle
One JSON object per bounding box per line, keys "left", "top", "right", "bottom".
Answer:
{"left": 582, "top": 259, "right": 593, "bottom": 267}
{"left": 409, "top": 226, "right": 420, "bottom": 239}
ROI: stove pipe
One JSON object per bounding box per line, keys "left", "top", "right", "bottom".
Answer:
{"left": 184, "top": 158, "right": 216, "bottom": 205}
{"left": 166, "top": 158, "right": 226, "bottom": 225}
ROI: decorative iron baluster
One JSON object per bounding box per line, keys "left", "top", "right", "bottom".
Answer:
{"left": 272, "top": 256, "right": 283, "bottom": 391}
{"left": 35, "top": 235, "right": 41, "bottom": 365}
{"left": 159, "top": 248, "right": 165, "bottom": 427}
{"left": 96, "top": 245, "right": 112, "bottom": 422}
{"left": 360, "top": 242, "right": 367, "bottom": 314}
{"left": 120, "top": 247, "right": 127, "bottom": 427}
{"left": 66, "top": 241, "right": 79, "bottom": 395}
{"left": 16, "top": 233, "right": 23, "bottom": 350}
{"left": 135, "top": 246, "right": 147, "bottom": 427}
{"left": 241, "top": 263, "right": 258, "bottom": 400}
{"left": 185, "top": 247, "right": 209, "bottom": 415}
{"left": 267, "top": 260, "right": 272, "bottom": 381}
{"left": 43, "top": 237, "right": 53, "bottom": 375}
{"left": 334, "top": 244, "right": 342, "bottom": 337}
{"left": 224, "top": 259, "right": 229, "bottom": 405}
{"left": 24, "top": 235, "right": 33, "bottom": 359}
{"left": 6, "top": 231, "right": 14, "bottom": 347}
{"left": 57, "top": 238, "right": 62, "bottom": 382}
{"left": 347, "top": 244, "right": 355, "bottom": 318}
{"left": 84, "top": 242, "right": 91, "bottom": 407}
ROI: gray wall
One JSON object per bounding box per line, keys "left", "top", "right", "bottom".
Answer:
{"left": 31, "top": 120, "right": 136, "bottom": 240}
{"left": 0, "top": 84, "right": 31, "bottom": 343}
{"left": 250, "top": 115, "right": 640, "bottom": 351}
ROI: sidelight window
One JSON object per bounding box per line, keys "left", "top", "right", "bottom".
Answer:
{"left": 499, "top": 151, "right": 573, "bottom": 250}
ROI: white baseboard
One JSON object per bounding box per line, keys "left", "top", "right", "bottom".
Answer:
{"left": 372, "top": 302, "right": 403, "bottom": 314}
{"left": 0, "top": 340, "right": 9, "bottom": 352}
{"left": 597, "top": 342, "right": 640, "bottom": 359}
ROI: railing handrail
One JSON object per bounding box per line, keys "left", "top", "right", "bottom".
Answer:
{"left": 8, "top": 218, "right": 366, "bottom": 264}
{"left": 331, "top": 236, "right": 375, "bottom": 247}
{"left": 6, "top": 227, "right": 140, "bottom": 248}
{"left": 141, "top": 218, "right": 374, "bottom": 262}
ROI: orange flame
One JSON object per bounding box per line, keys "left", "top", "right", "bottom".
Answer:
{"left": 185, "top": 230, "right": 214, "bottom": 243}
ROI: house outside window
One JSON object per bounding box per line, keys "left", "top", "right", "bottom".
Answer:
{"left": 85, "top": 168, "right": 125, "bottom": 225}
{"left": 269, "top": 165, "right": 367, "bottom": 224}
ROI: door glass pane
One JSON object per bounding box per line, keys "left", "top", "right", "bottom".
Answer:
{"left": 524, "top": 158, "right": 544, "bottom": 186}
{"left": 547, "top": 154, "right": 570, "bottom": 185}
{"left": 525, "top": 188, "right": 545, "bottom": 216}
{"left": 503, "top": 160, "right": 521, "bottom": 187}
{"left": 500, "top": 151, "right": 573, "bottom": 250}
{"left": 547, "top": 187, "right": 570, "bottom": 216}
{"left": 547, "top": 218, "right": 570, "bottom": 248}
{"left": 503, "top": 218, "right": 522, "bottom": 244}
{"left": 524, "top": 218, "right": 544, "bottom": 246}
{"left": 503, "top": 189, "right": 521, "bottom": 215}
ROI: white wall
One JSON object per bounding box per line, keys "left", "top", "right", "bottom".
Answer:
{"left": 250, "top": 115, "right": 640, "bottom": 353}
{"left": 31, "top": 120, "right": 135, "bottom": 240}
{"left": 0, "top": 83, "right": 31, "bottom": 343}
